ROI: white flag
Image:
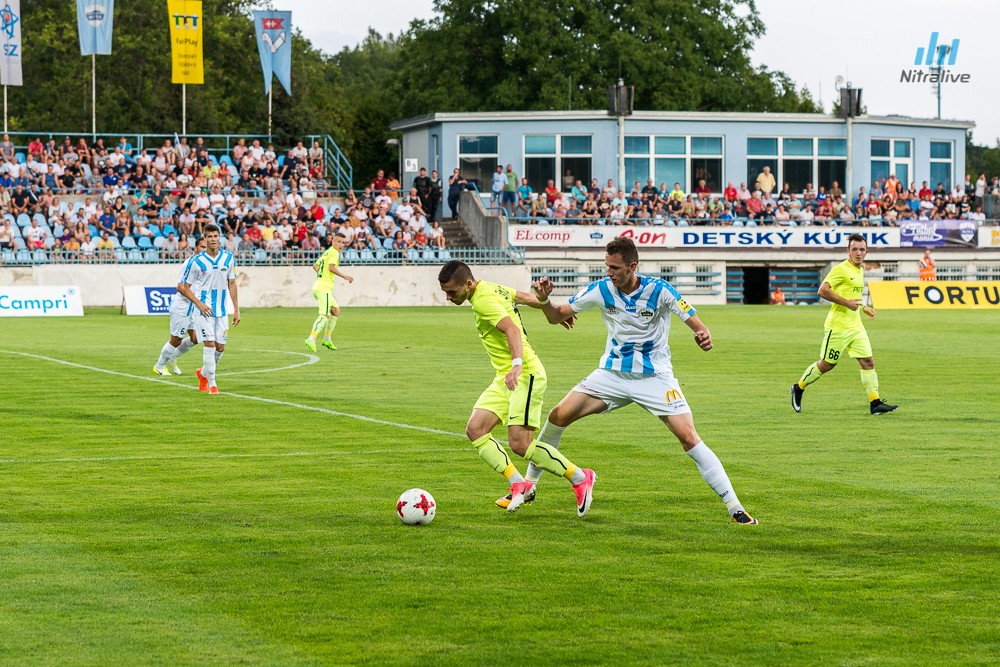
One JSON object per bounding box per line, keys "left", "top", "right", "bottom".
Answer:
{"left": 0, "top": 0, "right": 22, "bottom": 86}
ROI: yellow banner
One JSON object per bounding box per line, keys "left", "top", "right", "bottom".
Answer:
{"left": 168, "top": 0, "right": 203, "bottom": 84}
{"left": 869, "top": 281, "right": 1000, "bottom": 309}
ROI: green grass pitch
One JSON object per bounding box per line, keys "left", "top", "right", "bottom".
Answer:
{"left": 1, "top": 304, "right": 998, "bottom": 665}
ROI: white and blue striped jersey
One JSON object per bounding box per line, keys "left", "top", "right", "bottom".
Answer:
{"left": 169, "top": 255, "right": 199, "bottom": 316}
{"left": 569, "top": 275, "right": 696, "bottom": 375}
{"left": 182, "top": 249, "right": 237, "bottom": 317}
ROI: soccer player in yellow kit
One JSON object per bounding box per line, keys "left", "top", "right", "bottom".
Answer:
{"left": 306, "top": 234, "right": 352, "bottom": 352}
{"left": 438, "top": 260, "right": 597, "bottom": 516}
{"left": 791, "top": 233, "right": 899, "bottom": 415}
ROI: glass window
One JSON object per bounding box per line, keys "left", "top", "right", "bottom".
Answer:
{"left": 870, "top": 160, "right": 890, "bottom": 184}
{"left": 654, "top": 158, "right": 685, "bottom": 190}
{"left": 930, "top": 161, "right": 952, "bottom": 191}
{"left": 625, "top": 158, "right": 649, "bottom": 187}
{"left": 459, "top": 135, "right": 497, "bottom": 154}
{"left": 871, "top": 139, "right": 890, "bottom": 157}
{"left": 624, "top": 136, "right": 649, "bottom": 155}
{"left": 561, "top": 135, "right": 592, "bottom": 155}
{"left": 524, "top": 135, "right": 556, "bottom": 154}
{"left": 782, "top": 159, "right": 813, "bottom": 193}
{"left": 747, "top": 159, "right": 774, "bottom": 189}
{"left": 690, "top": 136, "right": 722, "bottom": 155}
{"left": 782, "top": 138, "right": 813, "bottom": 156}
{"left": 524, "top": 157, "right": 556, "bottom": 194}
{"left": 654, "top": 136, "right": 685, "bottom": 154}
{"left": 691, "top": 158, "right": 721, "bottom": 192}
{"left": 562, "top": 156, "right": 591, "bottom": 191}
{"left": 747, "top": 137, "right": 778, "bottom": 155}
{"left": 818, "top": 160, "right": 846, "bottom": 191}
{"left": 818, "top": 138, "right": 847, "bottom": 157}
{"left": 894, "top": 141, "right": 911, "bottom": 158}
{"left": 894, "top": 163, "right": 909, "bottom": 187}
{"left": 459, "top": 157, "right": 497, "bottom": 191}
{"left": 930, "top": 141, "right": 952, "bottom": 159}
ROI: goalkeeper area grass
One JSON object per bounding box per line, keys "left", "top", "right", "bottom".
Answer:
{"left": 1, "top": 305, "right": 997, "bottom": 665}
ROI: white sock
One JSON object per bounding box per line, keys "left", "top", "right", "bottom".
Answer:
{"left": 172, "top": 337, "right": 195, "bottom": 360}
{"left": 215, "top": 350, "right": 224, "bottom": 363}
{"left": 202, "top": 347, "right": 217, "bottom": 384}
{"left": 155, "top": 341, "right": 176, "bottom": 367}
{"left": 686, "top": 441, "right": 744, "bottom": 514}
{"left": 526, "top": 420, "right": 566, "bottom": 483}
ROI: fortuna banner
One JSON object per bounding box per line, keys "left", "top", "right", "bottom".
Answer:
{"left": 253, "top": 10, "right": 292, "bottom": 95}
{"left": 77, "top": 0, "right": 114, "bottom": 56}
{"left": 0, "top": 0, "right": 22, "bottom": 86}
{"left": 168, "top": 0, "right": 203, "bottom": 84}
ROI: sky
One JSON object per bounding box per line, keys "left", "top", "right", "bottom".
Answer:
{"left": 278, "top": 0, "right": 998, "bottom": 144}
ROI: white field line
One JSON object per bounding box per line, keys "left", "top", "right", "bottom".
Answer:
{"left": 223, "top": 349, "right": 321, "bottom": 376}
{"left": 0, "top": 349, "right": 467, "bottom": 465}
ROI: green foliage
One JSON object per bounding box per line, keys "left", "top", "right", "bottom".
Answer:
{"left": 965, "top": 131, "right": 1000, "bottom": 180}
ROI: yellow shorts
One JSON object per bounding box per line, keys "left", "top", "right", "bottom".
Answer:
{"left": 474, "top": 371, "right": 547, "bottom": 429}
{"left": 313, "top": 288, "right": 338, "bottom": 315}
{"left": 820, "top": 327, "right": 872, "bottom": 365}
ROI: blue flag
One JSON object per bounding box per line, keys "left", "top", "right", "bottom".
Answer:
{"left": 253, "top": 10, "right": 291, "bottom": 95}
{"left": 77, "top": 0, "right": 114, "bottom": 56}
{"left": 0, "top": 0, "right": 22, "bottom": 85}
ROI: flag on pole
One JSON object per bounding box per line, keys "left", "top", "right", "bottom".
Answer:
{"left": 253, "top": 10, "right": 292, "bottom": 95}
{"left": 168, "top": 0, "right": 203, "bottom": 84}
{"left": 77, "top": 0, "right": 114, "bottom": 55}
{"left": 0, "top": 0, "right": 22, "bottom": 86}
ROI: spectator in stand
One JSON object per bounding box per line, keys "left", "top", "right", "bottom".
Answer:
{"left": 371, "top": 169, "right": 388, "bottom": 193}
{"left": 723, "top": 181, "right": 737, "bottom": 205}
{"left": 11, "top": 184, "right": 33, "bottom": 216}
{"left": 755, "top": 165, "right": 776, "bottom": 199}
{"left": 770, "top": 286, "right": 786, "bottom": 305}
{"left": 530, "top": 193, "right": 549, "bottom": 220}
{"left": 736, "top": 182, "right": 752, "bottom": 208}
{"left": 544, "top": 179, "right": 561, "bottom": 210}
{"left": 428, "top": 220, "right": 446, "bottom": 249}
{"left": 975, "top": 172, "right": 987, "bottom": 211}
{"left": 774, "top": 203, "right": 793, "bottom": 227}
{"left": 384, "top": 172, "right": 401, "bottom": 197}
{"left": 668, "top": 182, "right": 685, "bottom": 202}
{"left": 516, "top": 178, "right": 533, "bottom": 217}
{"left": 413, "top": 167, "right": 432, "bottom": 212}
{"left": 25, "top": 219, "right": 47, "bottom": 250}
{"left": 447, "top": 168, "right": 465, "bottom": 218}
{"left": 490, "top": 164, "right": 505, "bottom": 214}
{"left": 502, "top": 164, "right": 519, "bottom": 216}
{"left": 0, "top": 218, "right": 13, "bottom": 250}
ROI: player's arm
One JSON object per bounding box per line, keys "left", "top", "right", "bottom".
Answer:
{"left": 528, "top": 277, "right": 577, "bottom": 325}
{"left": 514, "top": 287, "right": 575, "bottom": 328}
{"left": 229, "top": 278, "right": 241, "bottom": 326}
{"left": 684, "top": 315, "right": 713, "bottom": 351}
{"left": 818, "top": 281, "right": 859, "bottom": 311}
{"left": 331, "top": 266, "right": 353, "bottom": 283}
{"left": 495, "top": 316, "right": 524, "bottom": 390}
{"left": 177, "top": 282, "right": 211, "bottom": 316}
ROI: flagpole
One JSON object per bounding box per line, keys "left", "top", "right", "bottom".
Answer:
{"left": 182, "top": 84, "right": 187, "bottom": 136}
{"left": 268, "top": 87, "right": 272, "bottom": 143}
{"left": 91, "top": 54, "right": 97, "bottom": 140}
{"left": 3, "top": 86, "right": 6, "bottom": 133}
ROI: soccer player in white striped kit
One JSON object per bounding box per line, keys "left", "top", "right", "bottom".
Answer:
{"left": 176, "top": 223, "right": 241, "bottom": 394}
{"left": 525, "top": 236, "right": 757, "bottom": 524}
{"left": 153, "top": 237, "right": 207, "bottom": 376}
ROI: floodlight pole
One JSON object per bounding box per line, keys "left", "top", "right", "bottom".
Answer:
{"left": 92, "top": 54, "right": 97, "bottom": 140}
{"left": 616, "top": 78, "right": 625, "bottom": 191}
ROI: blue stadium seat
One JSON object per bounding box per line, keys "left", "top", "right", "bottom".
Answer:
{"left": 121, "top": 236, "right": 137, "bottom": 249}
{"left": 128, "top": 249, "right": 143, "bottom": 263}
{"left": 438, "top": 249, "right": 451, "bottom": 261}
{"left": 15, "top": 249, "right": 30, "bottom": 263}
{"left": 14, "top": 152, "right": 25, "bottom": 164}
{"left": 161, "top": 224, "right": 177, "bottom": 236}
{"left": 1, "top": 248, "right": 13, "bottom": 264}
{"left": 421, "top": 250, "right": 436, "bottom": 261}
{"left": 13, "top": 237, "right": 25, "bottom": 250}
{"left": 59, "top": 202, "right": 69, "bottom": 215}
{"left": 407, "top": 249, "right": 420, "bottom": 262}
{"left": 109, "top": 235, "right": 121, "bottom": 248}
{"left": 277, "top": 156, "right": 285, "bottom": 167}
{"left": 53, "top": 224, "right": 64, "bottom": 237}
{"left": 148, "top": 224, "right": 160, "bottom": 237}
{"left": 253, "top": 249, "right": 268, "bottom": 263}
{"left": 3, "top": 213, "right": 14, "bottom": 223}
{"left": 16, "top": 214, "right": 30, "bottom": 228}
{"left": 359, "top": 248, "right": 374, "bottom": 262}
{"left": 382, "top": 237, "right": 394, "bottom": 250}
{"left": 137, "top": 237, "right": 153, "bottom": 250}
{"left": 73, "top": 202, "right": 85, "bottom": 213}
{"left": 152, "top": 236, "right": 166, "bottom": 249}
{"left": 375, "top": 249, "right": 387, "bottom": 261}
{"left": 32, "top": 249, "right": 48, "bottom": 264}
{"left": 143, "top": 249, "right": 158, "bottom": 262}
{"left": 10, "top": 224, "right": 21, "bottom": 238}
{"left": 88, "top": 224, "right": 98, "bottom": 236}
{"left": 42, "top": 236, "right": 56, "bottom": 249}
{"left": 342, "top": 248, "right": 359, "bottom": 262}
{"left": 32, "top": 213, "right": 45, "bottom": 224}
{"left": 220, "top": 155, "right": 233, "bottom": 166}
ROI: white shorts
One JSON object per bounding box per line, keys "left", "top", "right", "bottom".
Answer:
{"left": 193, "top": 313, "right": 229, "bottom": 345}
{"left": 573, "top": 369, "right": 691, "bottom": 417}
{"left": 169, "top": 308, "right": 194, "bottom": 339}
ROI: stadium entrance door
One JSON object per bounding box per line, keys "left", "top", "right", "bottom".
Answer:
{"left": 742, "top": 266, "right": 770, "bottom": 304}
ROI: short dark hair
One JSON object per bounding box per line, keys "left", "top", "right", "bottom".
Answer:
{"left": 204, "top": 223, "right": 221, "bottom": 235}
{"left": 847, "top": 233, "right": 867, "bottom": 246}
{"left": 606, "top": 236, "right": 639, "bottom": 265}
{"left": 438, "top": 260, "right": 473, "bottom": 284}
{"left": 333, "top": 232, "right": 346, "bottom": 240}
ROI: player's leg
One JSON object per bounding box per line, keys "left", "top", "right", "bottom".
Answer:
{"left": 322, "top": 303, "right": 341, "bottom": 350}
{"left": 306, "top": 289, "right": 330, "bottom": 352}
{"left": 523, "top": 388, "right": 609, "bottom": 485}
{"left": 168, "top": 329, "right": 198, "bottom": 374}
{"left": 154, "top": 312, "right": 191, "bottom": 375}
{"left": 194, "top": 314, "right": 217, "bottom": 393}
{"left": 469, "top": 378, "right": 526, "bottom": 487}
{"left": 792, "top": 330, "right": 842, "bottom": 412}
{"left": 505, "top": 373, "right": 596, "bottom": 516}
{"left": 661, "top": 412, "right": 757, "bottom": 524}
{"left": 850, "top": 331, "right": 898, "bottom": 414}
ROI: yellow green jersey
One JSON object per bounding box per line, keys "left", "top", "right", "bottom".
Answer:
{"left": 469, "top": 280, "right": 544, "bottom": 376}
{"left": 823, "top": 259, "right": 865, "bottom": 332}
{"left": 312, "top": 247, "right": 340, "bottom": 292}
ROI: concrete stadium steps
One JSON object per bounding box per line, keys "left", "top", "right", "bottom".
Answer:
{"left": 441, "top": 218, "right": 479, "bottom": 248}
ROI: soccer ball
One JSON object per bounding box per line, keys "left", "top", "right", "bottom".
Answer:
{"left": 396, "top": 488, "right": 436, "bottom": 526}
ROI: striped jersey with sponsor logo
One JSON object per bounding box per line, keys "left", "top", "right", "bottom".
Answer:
{"left": 170, "top": 254, "right": 199, "bottom": 316}
{"left": 182, "top": 249, "right": 237, "bottom": 317}
{"left": 569, "top": 275, "right": 695, "bottom": 375}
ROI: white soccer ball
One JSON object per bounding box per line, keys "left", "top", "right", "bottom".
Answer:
{"left": 396, "top": 488, "right": 436, "bottom": 525}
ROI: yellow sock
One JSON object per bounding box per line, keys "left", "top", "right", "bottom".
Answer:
{"left": 860, "top": 369, "right": 879, "bottom": 402}
{"left": 798, "top": 362, "right": 823, "bottom": 389}
{"left": 521, "top": 440, "right": 575, "bottom": 479}
{"left": 472, "top": 434, "right": 517, "bottom": 477}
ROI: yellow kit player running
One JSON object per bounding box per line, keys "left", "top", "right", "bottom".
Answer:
{"left": 791, "top": 233, "right": 898, "bottom": 415}
{"left": 306, "top": 233, "right": 353, "bottom": 352}
{"left": 437, "top": 260, "right": 597, "bottom": 516}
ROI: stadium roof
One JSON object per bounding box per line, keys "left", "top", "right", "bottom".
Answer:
{"left": 390, "top": 110, "right": 975, "bottom": 131}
